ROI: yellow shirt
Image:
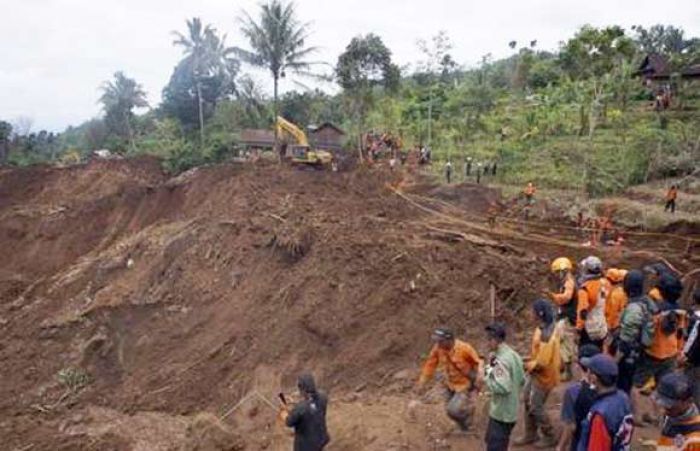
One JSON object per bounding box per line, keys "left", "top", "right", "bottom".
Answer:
{"left": 526, "top": 325, "right": 561, "bottom": 390}
{"left": 419, "top": 340, "right": 481, "bottom": 392}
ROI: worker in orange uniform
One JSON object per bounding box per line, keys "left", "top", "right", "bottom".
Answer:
{"left": 605, "top": 268, "right": 628, "bottom": 354}
{"left": 514, "top": 299, "right": 560, "bottom": 448}
{"left": 524, "top": 182, "right": 536, "bottom": 205}
{"left": 665, "top": 185, "right": 678, "bottom": 214}
{"left": 549, "top": 257, "right": 578, "bottom": 381}
{"left": 577, "top": 256, "right": 611, "bottom": 349}
{"left": 418, "top": 328, "right": 482, "bottom": 432}
{"left": 653, "top": 372, "right": 700, "bottom": 451}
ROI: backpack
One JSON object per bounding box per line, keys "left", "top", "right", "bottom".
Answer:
{"left": 636, "top": 298, "right": 657, "bottom": 349}
{"left": 584, "top": 281, "right": 609, "bottom": 341}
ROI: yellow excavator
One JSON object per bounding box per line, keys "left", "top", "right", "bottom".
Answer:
{"left": 275, "top": 116, "right": 334, "bottom": 168}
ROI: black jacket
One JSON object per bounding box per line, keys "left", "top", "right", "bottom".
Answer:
{"left": 286, "top": 392, "right": 330, "bottom": 451}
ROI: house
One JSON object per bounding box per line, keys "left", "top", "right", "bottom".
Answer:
{"left": 308, "top": 123, "right": 345, "bottom": 152}
{"left": 239, "top": 122, "right": 346, "bottom": 153}
{"left": 634, "top": 53, "right": 700, "bottom": 81}
{"left": 239, "top": 129, "right": 275, "bottom": 151}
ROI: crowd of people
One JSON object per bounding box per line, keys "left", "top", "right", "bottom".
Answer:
{"left": 418, "top": 256, "right": 700, "bottom": 451}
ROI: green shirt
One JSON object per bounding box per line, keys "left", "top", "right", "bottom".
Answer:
{"left": 484, "top": 343, "right": 525, "bottom": 423}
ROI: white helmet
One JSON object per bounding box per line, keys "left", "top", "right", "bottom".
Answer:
{"left": 580, "top": 256, "right": 603, "bottom": 275}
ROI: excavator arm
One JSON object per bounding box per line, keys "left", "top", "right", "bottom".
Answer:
{"left": 275, "top": 116, "right": 309, "bottom": 146}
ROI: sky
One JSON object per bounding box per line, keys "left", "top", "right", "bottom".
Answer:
{"left": 1, "top": 0, "right": 699, "bottom": 132}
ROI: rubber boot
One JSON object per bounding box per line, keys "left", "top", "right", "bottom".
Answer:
{"left": 513, "top": 414, "right": 538, "bottom": 446}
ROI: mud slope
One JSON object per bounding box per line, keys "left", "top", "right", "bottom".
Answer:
{"left": 0, "top": 159, "right": 586, "bottom": 450}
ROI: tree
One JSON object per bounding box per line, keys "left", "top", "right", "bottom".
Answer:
{"left": 416, "top": 31, "right": 457, "bottom": 147}
{"left": 559, "top": 25, "right": 636, "bottom": 80}
{"left": 99, "top": 72, "right": 148, "bottom": 152}
{"left": 0, "top": 121, "right": 12, "bottom": 163}
{"left": 336, "top": 33, "right": 399, "bottom": 160}
{"left": 236, "top": 0, "right": 317, "bottom": 158}
{"left": 170, "top": 18, "right": 238, "bottom": 145}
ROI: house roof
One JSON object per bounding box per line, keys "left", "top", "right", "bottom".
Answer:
{"left": 240, "top": 129, "right": 275, "bottom": 145}
{"left": 635, "top": 53, "right": 700, "bottom": 79}
{"left": 308, "top": 122, "right": 345, "bottom": 135}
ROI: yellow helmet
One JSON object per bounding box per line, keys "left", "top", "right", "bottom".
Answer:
{"left": 551, "top": 257, "right": 573, "bottom": 273}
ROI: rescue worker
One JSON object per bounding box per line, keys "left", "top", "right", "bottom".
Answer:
{"left": 418, "top": 328, "right": 481, "bottom": 432}
{"left": 680, "top": 289, "right": 700, "bottom": 407}
{"left": 616, "top": 269, "right": 655, "bottom": 423}
{"left": 645, "top": 262, "right": 672, "bottom": 302}
{"left": 465, "top": 157, "right": 473, "bottom": 177}
{"left": 483, "top": 323, "right": 525, "bottom": 451}
{"left": 577, "top": 256, "right": 610, "bottom": 349}
{"left": 605, "top": 268, "right": 628, "bottom": 354}
{"left": 653, "top": 372, "right": 700, "bottom": 451}
{"left": 280, "top": 373, "right": 330, "bottom": 451}
{"left": 524, "top": 182, "right": 536, "bottom": 205}
{"left": 445, "top": 161, "right": 453, "bottom": 184}
{"left": 557, "top": 344, "right": 601, "bottom": 451}
{"left": 665, "top": 185, "right": 678, "bottom": 214}
{"left": 476, "top": 163, "right": 483, "bottom": 184}
{"left": 576, "top": 354, "right": 634, "bottom": 451}
{"left": 515, "top": 300, "right": 560, "bottom": 448}
{"left": 549, "top": 257, "right": 578, "bottom": 381}
{"left": 640, "top": 274, "right": 685, "bottom": 398}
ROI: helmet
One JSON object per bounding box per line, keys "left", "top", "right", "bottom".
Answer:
{"left": 551, "top": 257, "right": 573, "bottom": 273}
{"left": 580, "top": 256, "right": 603, "bottom": 275}
{"left": 605, "top": 268, "right": 627, "bottom": 283}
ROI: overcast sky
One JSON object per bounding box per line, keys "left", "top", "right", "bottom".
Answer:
{"left": 2, "top": 0, "right": 699, "bottom": 132}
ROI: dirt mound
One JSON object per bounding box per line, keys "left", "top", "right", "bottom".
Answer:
{"left": 0, "top": 160, "right": 675, "bottom": 450}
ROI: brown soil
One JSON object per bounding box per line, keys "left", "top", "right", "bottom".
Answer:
{"left": 0, "top": 159, "right": 693, "bottom": 450}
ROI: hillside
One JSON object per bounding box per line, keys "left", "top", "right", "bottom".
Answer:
{"left": 0, "top": 159, "right": 698, "bottom": 450}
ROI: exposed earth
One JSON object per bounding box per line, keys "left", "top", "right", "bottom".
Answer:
{"left": 0, "top": 158, "right": 698, "bottom": 450}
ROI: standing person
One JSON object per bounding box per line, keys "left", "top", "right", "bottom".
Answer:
{"left": 476, "top": 163, "right": 482, "bottom": 184}
{"left": 616, "top": 270, "right": 654, "bottom": 397}
{"left": 492, "top": 161, "right": 498, "bottom": 176}
{"left": 557, "top": 344, "right": 602, "bottom": 451}
{"left": 605, "top": 268, "right": 629, "bottom": 354}
{"left": 515, "top": 300, "right": 561, "bottom": 448}
{"left": 483, "top": 323, "right": 525, "bottom": 451}
{"left": 577, "top": 256, "right": 610, "bottom": 349}
{"left": 549, "top": 257, "right": 578, "bottom": 381}
{"left": 576, "top": 354, "right": 634, "bottom": 451}
{"left": 524, "top": 182, "right": 536, "bottom": 205}
{"left": 281, "top": 374, "right": 330, "bottom": 451}
{"left": 665, "top": 185, "right": 678, "bottom": 214}
{"left": 652, "top": 372, "right": 700, "bottom": 450}
{"left": 445, "top": 161, "right": 453, "bottom": 184}
{"left": 465, "top": 157, "right": 473, "bottom": 177}
{"left": 417, "top": 328, "right": 481, "bottom": 432}
{"left": 681, "top": 289, "right": 700, "bottom": 407}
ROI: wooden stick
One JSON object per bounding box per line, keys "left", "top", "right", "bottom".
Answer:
{"left": 490, "top": 283, "right": 497, "bottom": 320}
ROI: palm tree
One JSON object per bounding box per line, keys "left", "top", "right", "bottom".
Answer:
{"left": 173, "top": 18, "right": 236, "bottom": 146}
{"left": 236, "top": 0, "right": 317, "bottom": 158}
{"left": 99, "top": 72, "right": 148, "bottom": 152}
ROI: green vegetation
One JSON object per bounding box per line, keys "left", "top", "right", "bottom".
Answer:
{"left": 1, "top": 4, "right": 699, "bottom": 197}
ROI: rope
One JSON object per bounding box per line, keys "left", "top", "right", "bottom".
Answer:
{"left": 400, "top": 188, "right": 700, "bottom": 244}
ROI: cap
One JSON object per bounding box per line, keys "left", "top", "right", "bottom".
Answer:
{"left": 653, "top": 372, "right": 693, "bottom": 408}
{"left": 580, "top": 354, "right": 618, "bottom": 378}
{"left": 485, "top": 323, "right": 506, "bottom": 341}
{"left": 578, "top": 344, "right": 601, "bottom": 363}
{"left": 431, "top": 328, "right": 454, "bottom": 341}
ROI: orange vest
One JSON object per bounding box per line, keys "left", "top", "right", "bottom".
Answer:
{"left": 605, "top": 284, "right": 628, "bottom": 330}
{"left": 577, "top": 278, "right": 611, "bottom": 330}
{"left": 647, "top": 309, "right": 688, "bottom": 360}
